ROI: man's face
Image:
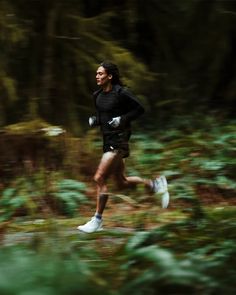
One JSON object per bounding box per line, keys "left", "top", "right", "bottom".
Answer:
{"left": 96, "top": 66, "right": 112, "bottom": 86}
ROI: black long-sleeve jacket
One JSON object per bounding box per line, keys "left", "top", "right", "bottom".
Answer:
{"left": 92, "top": 84, "right": 145, "bottom": 134}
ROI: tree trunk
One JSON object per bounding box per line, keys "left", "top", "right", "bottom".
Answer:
{"left": 40, "top": 3, "right": 57, "bottom": 120}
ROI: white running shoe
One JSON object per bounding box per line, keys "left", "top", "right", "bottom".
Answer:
{"left": 152, "top": 176, "right": 170, "bottom": 208}
{"left": 77, "top": 217, "right": 103, "bottom": 233}
{"left": 161, "top": 191, "right": 170, "bottom": 209}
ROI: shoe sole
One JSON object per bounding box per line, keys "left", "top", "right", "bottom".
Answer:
{"left": 161, "top": 191, "right": 170, "bottom": 209}
{"left": 153, "top": 176, "right": 168, "bottom": 194}
{"left": 156, "top": 176, "right": 169, "bottom": 208}
{"left": 77, "top": 226, "right": 103, "bottom": 233}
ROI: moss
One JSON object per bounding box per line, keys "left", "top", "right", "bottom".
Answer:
{"left": 1, "top": 119, "right": 65, "bottom": 136}
{"left": 2, "top": 119, "right": 50, "bottom": 134}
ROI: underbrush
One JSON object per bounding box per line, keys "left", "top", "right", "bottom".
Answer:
{"left": 0, "top": 207, "right": 236, "bottom": 294}
{"left": 0, "top": 117, "right": 235, "bottom": 221}
{"left": 0, "top": 117, "right": 236, "bottom": 294}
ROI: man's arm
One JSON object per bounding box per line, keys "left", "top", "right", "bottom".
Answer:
{"left": 119, "top": 88, "right": 145, "bottom": 125}
{"left": 89, "top": 90, "right": 102, "bottom": 127}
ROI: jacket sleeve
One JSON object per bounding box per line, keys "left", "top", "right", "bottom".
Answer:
{"left": 119, "top": 88, "right": 145, "bottom": 125}
{"left": 91, "top": 90, "right": 101, "bottom": 126}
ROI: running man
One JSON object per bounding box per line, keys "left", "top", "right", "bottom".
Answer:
{"left": 78, "top": 61, "right": 169, "bottom": 233}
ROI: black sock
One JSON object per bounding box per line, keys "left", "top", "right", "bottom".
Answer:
{"left": 95, "top": 212, "right": 102, "bottom": 220}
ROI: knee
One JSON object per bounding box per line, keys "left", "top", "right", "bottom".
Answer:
{"left": 94, "top": 173, "right": 105, "bottom": 185}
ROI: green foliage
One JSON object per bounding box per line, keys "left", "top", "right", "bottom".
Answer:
{"left": 121, "top": 209, "right": 236, "bottom": 294}
{"left": 0, "top": 116, "right": 235, "bottom": 294}
{"left": 52, "top": 178, "right": 87, "bottom": 216}
{"left": 1, "top": 207, "right": 236, "bottom": 295}
{"left": 0, "top": 173, "right": 88, "bottom": 221}
{"left": 131, "top": 118, "right": 236, "bottom": 207}
{"left": 0, "top": 245, "right": 106, "bottom": 295}
{"left": 0, "top": 177, "right": 38, "bottom": 221}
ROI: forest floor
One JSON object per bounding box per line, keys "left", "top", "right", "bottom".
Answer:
{"left": 1, "top": 190, "right": 236, "bottom": 295}
{"left": 2, "top": 189, "right": 236, "bottom": 247}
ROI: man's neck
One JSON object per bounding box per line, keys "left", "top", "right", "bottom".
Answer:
{"left": 102, "top": 83, "right": 112, "bottom": 93}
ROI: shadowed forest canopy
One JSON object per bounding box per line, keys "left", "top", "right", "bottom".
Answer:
{"left": 0, "top": 0, "right": 236, "bottom": 134}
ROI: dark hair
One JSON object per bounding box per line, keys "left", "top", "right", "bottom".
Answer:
{"left": 100, "top": 61, "right": 123, "bottom": 85}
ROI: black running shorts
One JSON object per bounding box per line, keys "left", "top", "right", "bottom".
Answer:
{"left": 103, "top": 130, "right": 131, "bottom": 158}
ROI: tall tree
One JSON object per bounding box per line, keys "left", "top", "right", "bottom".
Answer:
{"left": 2, "top": 0, "right": 155, "bottom": 133}
{"left": 0, "top": 0, "right": 26, "bottom": 126}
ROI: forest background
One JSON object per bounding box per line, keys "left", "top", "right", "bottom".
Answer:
{"left": 0, "top": 1, "right": 236, "bottom": 294}
{"left": 1, "top": 0, "right": 235, "bottom": 131}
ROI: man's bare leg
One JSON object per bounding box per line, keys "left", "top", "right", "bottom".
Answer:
{"left": 94, "top": 152, "right": 121, "bottom": 216}
{"left": 112, "top": 156, "right": 169, "bottom": 207}
{"left": 77, "top": 152, "right": 120, "bottom": 233}
{"left": 113, "top": 156, "right": 152, "bottom": 190}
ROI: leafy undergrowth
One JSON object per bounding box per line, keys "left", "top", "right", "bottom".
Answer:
{"left": 0, "top": 204, "right": 236, "bottom": 295}
{"left": 0, "top": 117, "right": 235, "bottom": 221}
{"left": 0, "top": 117, "right": 236, "bottom": 294}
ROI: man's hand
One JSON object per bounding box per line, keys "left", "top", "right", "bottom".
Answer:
{"left": 88, "top": 116, "right": 97, "bottom": 127}
{"left": 108, "top": 116, "right": 121, "bottom": 128}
